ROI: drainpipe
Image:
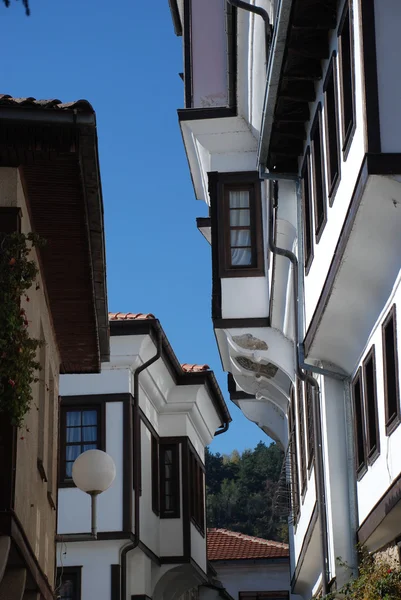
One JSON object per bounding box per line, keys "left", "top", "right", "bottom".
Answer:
{"left": 226, "top": 0, "right": 272, "bottom": 65}
{"left": 259, "top": 168, "right": 333, "bottom": 595}
{"left": 214, "top": 422, "right": 229, "bottom": 436}
{"left": 120, "top": 330, "right": 163, "bottom": 600}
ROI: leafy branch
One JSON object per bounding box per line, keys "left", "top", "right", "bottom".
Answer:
{"left": 0, "top": 231, "right": 45, "bottom": 426}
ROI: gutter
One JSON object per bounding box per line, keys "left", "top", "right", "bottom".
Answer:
{"left": 226, "top": 0, "right": 272, "bottom": 66}
{"left": 257, "top": 0, "right": 293, "bottom": 168}
{"left": 120, "top": 332, "right": 163, "bottom": 600}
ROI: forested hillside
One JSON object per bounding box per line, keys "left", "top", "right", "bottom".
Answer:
{"left": 205, "top": 441, "right": 288, "bottom": 543}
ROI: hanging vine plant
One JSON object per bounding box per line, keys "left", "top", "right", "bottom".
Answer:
{"left": 322, "top": 547, "right": 401, "bottom": 600}
{"left": 0, "top": 231, "right": 45, "bottom": 426}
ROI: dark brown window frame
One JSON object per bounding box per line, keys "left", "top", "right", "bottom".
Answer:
{"left": 239, "top": 591, "right": 289, "bottom": 600}
{"left": 323, "top": 54, "right": 341, "bottom": 204}
{"left": 305, "top": 377, "right": 315, "bottom": 470}
{"left": 56, "top": 566, "right": 82, "bottom": 600}
{"left": 301, "top": 150, "right": 314, "bottom": 274}
{"left": 217, "top": 172, "right": 264, "bottom": 278}
{"left": 362, "top": 346, "right": 380, "bottom": 464}
{"left": 338, "top": 0, "right": 356, "bottom": 158}
{"left": 351, "top": 368, "right": 367, "bottom": 480}
{"left": 289, "top": 386, "right": 300, "bottom": 524}
{"left": 311, "top": 104, "right": 327, "bottom": 242}
{"left": 160, "top": 441, "right": 180, "bottom": 519}
{"left": 59, "top": 404, "right": 105, "bottom": 487}
{"left": 151, "top": 433, "right": 160, "bottom": 516}
{"left": 189, "top": 449, "right": 205, "bottom": 535}
{"left": 297, "top": 378, "right": 307, "bottom": 497}
{"left": 382, "top": 304, "right": 401, "bottom": 435}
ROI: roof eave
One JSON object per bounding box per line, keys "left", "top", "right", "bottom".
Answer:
{"left": 168, "top": 0, "right": 183, "bottom": 36}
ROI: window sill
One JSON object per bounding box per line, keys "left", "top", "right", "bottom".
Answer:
{"left": 386, "top": 413, "right": 401, "bottom": 437}
{"left": 356, "top": 464, "right": 368, "bottom": 482}
{"left": 315, "top": 214, "right": 327, "bottom": 245}
{"left": 367, "top": 447, "right": 380, "bottom": 467}
{"left": 59, "top": 478, "right": 76, "bottom": 488}
{"left": 37, "top": 458, "right": 48, "bottom": 483}
{"left": 342, "top": 121, "right": 356, "bottom": 162}
{"left": 328, "top": 171, "right": 341, "bottom": 207}
{"left": 220, "top": 267, "right": 265, "bottom": 279}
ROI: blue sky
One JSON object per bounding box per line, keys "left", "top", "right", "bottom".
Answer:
{"left": 2, "top": 0, "right": 269, "bottom": 454}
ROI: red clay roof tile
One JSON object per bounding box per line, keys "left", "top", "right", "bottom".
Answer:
{"left": 207, "top": 529, "right": 289, "bottom": 561}
{"left": 0, "top": 94, "right": 94, "bottom": 112}
{"left": 109, "top": 312, "right": 156, "bottom": 321}
{"left": 181, "top": 363, "right": 210, "bottom": 373}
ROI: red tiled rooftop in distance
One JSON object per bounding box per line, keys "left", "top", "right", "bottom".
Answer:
{"left": 0, "top": 94, "right": 94, "bottom": 112}
{"left": 207, "top": 529, "right": 289, "bottom": 561}
{"left": 109, "top": 312, "right": 156, "bottom": 321}
{"left": 181, "top": 363, "right": 210, "bottom": 373}
{"left": 109, "top": 315, "right": 210, "bottom": 374}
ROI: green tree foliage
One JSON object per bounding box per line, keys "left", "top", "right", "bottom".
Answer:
{"left": 206, "top": 441, "right": 288, "bottom": 543}
{"left": 2, "top": 0, "right": 30, "bottom": 16}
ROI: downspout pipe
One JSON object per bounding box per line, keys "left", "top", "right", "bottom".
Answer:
{"left": 226, "top": 0, "right": 272, "bottom": 65}
{"left": 120, "top": 330, "right": 163, "bottom": 600}
{"left": 260, "top": 168, "right": 331, "bottom": 596}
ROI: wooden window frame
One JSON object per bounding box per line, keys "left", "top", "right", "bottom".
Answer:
{"left": 239, "top": 592, "right": 289, "bottom": 600}
{"left": 305, "top": 378, "right": 315, "bottom": 470}
{"left": 338, "top": 1, "right": 356, "bottom": 158}
{"left": 311, "top": 104, "right": 327, "bottom": 242}
{"left": 151, "top": 434, "right": 160, "bottom": 516}
{"left": 59, "top": 404, "right": 105, "bottom": 487}
{"left": 189, "top": 449, "right": 205, "bottom": 535}
{"left": 289, "top": 386, "right": 300, "bottom": 524}
{"left": 297, "top": 379, "right": 307, "bottom": 497}
{"left": 160, "top": 442, "right": 180, "bottom": 519}
{"left": 323, "top": 54, "right": 341, "bottom": 204}
{"left": 217, "top": 172, "right": 264, "bottom": 278}
{"left": 351, "top": 368, "right": 367, "bottom": 480}
{"left": 382, "top": 304, "right": 401, "bottom": 435}
{"left": 56, "top": 566, "right": 82, "bottom": 600}
{"left": 301, "top": 150, "right": 314, "bottom": 274}
{"left": 363, "top": 346, "right": 380, "bottom": 464}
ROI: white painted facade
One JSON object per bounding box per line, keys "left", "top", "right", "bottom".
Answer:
{"left": 170, "top": 0, "right": 401, "bottom": 598}
{"left": 213, "top": 562, "right": 292, "bottom": 600}
{"left": 57, "top": 316, "right": 230, "bottom": 600}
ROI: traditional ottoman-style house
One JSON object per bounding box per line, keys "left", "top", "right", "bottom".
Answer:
{"left": 0, "top": 94, "right": 109, "bottom": 600}
{"left": 56, "top": 312, "right": 231, "bottom": 600}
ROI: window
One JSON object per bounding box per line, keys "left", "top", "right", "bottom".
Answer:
{"left": 289, "top": 386, "right": 300, "bottom": 522}
{"left": 297, "top": 379, "right": 307, "bottom": 495}
{"left": 305, "top": 378, "right": 315, "bottom": 468}
{"left": 338, "top": 2, "right": 355, "bottom": 152}
{"left": 352, "top": 369, "right": 366, "bottom": 477}
{"left": 363, "top": 347, "right": 379, "bottom": 461}
{"left": 37, "top": 324, "right": 48, "bottom": 482}
{"left": 60, "top": 406, "right": 103, "bottom": 484}
{"left": 189, "top": 450, "right": 205, "bottom": 533}
{"left": 301, "top": 151, "right": 313, "bottom": 272}
{"left": 151, "top": 434, "right": 160, "bottom": 515}
{"left": 57, "top": 567, "right": 81, "bottom": 600}
{"left": 383, "top": 305, "right": 400, "bottom": 434}
{"left": 311, "top": 106, "right": 327, "bottom": 240}
{"left": 160, "top": 442, "right": 180, "bottom": 518}
{"left": 216, "top": 173, "right": 264, "bottom": 278}
{"left": 324, "top": 56, "right": 340, "bottom": 200}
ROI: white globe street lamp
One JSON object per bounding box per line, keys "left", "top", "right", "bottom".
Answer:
{"left": 72, "top": 449, "right": 116, "bottom": 539}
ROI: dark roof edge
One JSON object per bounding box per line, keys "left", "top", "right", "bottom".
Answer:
{"left": 110, "top": 319, "right": 231, "bottom": 427}
{"left": 168, "top": 0, "right": 183, "bottom": 36}
{"left": 209, "top": 557, "right": 289, "bottom": 565}
{"left": 79, "top": 125, "right": 110, "bottom": 365}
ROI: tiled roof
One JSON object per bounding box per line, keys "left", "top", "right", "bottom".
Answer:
{"left": 109, "top": 312, "right": 156, "bottom": 321}
{"left": 181, "top": 363, "right": 210, "bottom": 373}
{"left": 207, "top": 529, "right": 289, "bottom": 561}
{"left": 0, "top": 94, "right": 94, "bottom": 112}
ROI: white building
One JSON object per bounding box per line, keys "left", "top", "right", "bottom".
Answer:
{"left": 207, "top": 528, "right": 294, "bottom": 600}
{"left": 169, "top": 0, "right": 401, "bottom": 598}
{"left": 56, "top": 312, "right": 231, "bottom": 600}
